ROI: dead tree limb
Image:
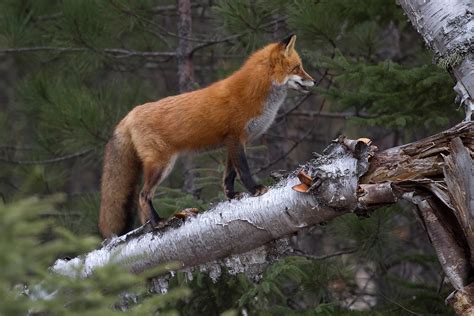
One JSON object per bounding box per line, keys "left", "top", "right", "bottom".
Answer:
{"left": 52, "top": 122, "right": 473, "bottom": 313}
{"left": 361, "top": 121, "right": 474, "bottom": 315}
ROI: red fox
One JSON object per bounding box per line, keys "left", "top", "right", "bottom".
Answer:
{"left": 99, "top": 35, "right": 315, "bottom": 238}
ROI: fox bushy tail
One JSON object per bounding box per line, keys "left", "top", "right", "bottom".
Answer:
{"left": 99, "top": 132, "right": 141, "bottom": 238}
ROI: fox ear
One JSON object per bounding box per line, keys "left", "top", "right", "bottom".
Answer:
{"left": 281, "top": 34, "right": 297, "bottom": 56}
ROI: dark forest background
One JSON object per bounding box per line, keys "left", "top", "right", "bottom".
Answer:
{"left": 0, "top": 0, "right": 463, "bottom": 315}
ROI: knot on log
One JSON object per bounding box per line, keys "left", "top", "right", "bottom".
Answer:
{"left": 292, "top": 136, "right": 376, "bottom": 211}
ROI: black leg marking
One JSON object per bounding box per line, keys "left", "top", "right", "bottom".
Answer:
{"left": 224, "top": 154, "right": 238, "bottom": 198}
{"left": 226, "top": 142, "right": 268, "bottom": 197}
{"left": 235, "top": 145, "right": 258, "bottom": 192}
{"left": 147, "top": 197, "right": 161, "bottom": 225}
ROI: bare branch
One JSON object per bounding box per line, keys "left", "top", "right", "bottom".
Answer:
{"left": 150, "top": 3, "right": 203, "bottom": 14}
{"left": 0, "top": 148, "right": 94, "bottom": 165}
{"left": 0, "top": 46, "right": 176, "bottom": 58}
{"left": 286, "top": 110, "right": 370, "bottom": 119}
{"left": 298, "top": 248, "right": 358, "bottom": 261}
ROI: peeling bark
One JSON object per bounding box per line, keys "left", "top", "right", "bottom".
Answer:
{"left": 408, "top": 195, "right": 470, "bottom": 290}
{"left": 444, "top": 137, "right": 474, "bottom": 266}
{"left": 361, "top": 122, "right": 474, "bottom": 293}
{"left": 362, "top": 121, "right": 474, "bottom": 314}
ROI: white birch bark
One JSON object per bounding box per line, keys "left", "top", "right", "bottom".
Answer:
{"left": 52, "top": 137, "right": 369, "bottom": 278}
{"left": 52, "top": 177, "right": 337, "bottom": 278}
{"left": 397, "top": 0, "right": 474, "bottom": 120}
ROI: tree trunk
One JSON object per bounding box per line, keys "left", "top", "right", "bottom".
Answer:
{"left": 53, "top": 122, "right": 473, "bottom": 314}
{"left": 176, "top": 0, "right": 198, "bottom": 195}
{"left": 176, "top": 0, "right": 194, "bottom": 93}
{"left": 397, "top": 0, "right": 474, "bottom": 120}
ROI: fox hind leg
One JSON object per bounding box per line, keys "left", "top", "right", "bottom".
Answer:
{"left": 139, "top": 164, "right": 163, "bottom": 226}
{"left": 139, "top": 156, "right": 176, "bottom": 226}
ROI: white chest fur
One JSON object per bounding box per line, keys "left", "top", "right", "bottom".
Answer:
{"left": 245, "top": 84, "right": 287, "bottom": 141}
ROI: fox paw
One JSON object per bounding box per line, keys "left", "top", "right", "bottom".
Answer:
{"left": 143, "top": 219, "right": 164, "bottom": 233}
{"left": 226, "top": 191, "right": 246, "bottom": 200}
{"left": 251, "top": 185, "right": 268, "bottom": 197}
{"left": 173, "top": 208, "right": 199, "bottom": 219}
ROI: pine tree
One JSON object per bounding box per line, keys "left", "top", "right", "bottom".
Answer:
{"left": 0, "top": 193, "right": 189, "bottom": 315}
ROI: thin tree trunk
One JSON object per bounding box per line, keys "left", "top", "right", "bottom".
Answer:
{"left": 177, "top": 0, "right": 194, "bottom": 93}
{"left": 397, "top": 0, "right": 474, "bottom": 121}
{"left": 176, "top": 0, "right": 198, "bottom": 195}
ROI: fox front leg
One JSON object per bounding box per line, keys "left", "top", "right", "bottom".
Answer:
{"left": 224, "top": 142, "right": 268, "bottom": 199}
{"left": 223, "top": 154, "right": 240, "bottom": 199}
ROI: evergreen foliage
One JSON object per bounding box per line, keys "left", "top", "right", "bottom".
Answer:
{"left": 0, "top": 194, "right": 189, "bottom": 315}
{"left": 0, "top": 0, "right": 460, "bottom": 314}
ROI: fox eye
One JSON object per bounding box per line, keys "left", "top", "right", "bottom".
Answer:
{"left": 292, "top": 65, "right": 300, "bottom": 73}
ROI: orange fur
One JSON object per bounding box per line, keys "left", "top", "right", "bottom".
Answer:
{"left": 99, "top": 36, "right": 314, "bottom": 238}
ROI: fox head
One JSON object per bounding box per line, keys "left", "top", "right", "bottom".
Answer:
{"left": 271, "top": 34, "right": 315, "bottom": 92}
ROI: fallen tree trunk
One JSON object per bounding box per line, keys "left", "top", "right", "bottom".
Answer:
{"left": 52, "top": 122, "right": 473, "bottom": 313}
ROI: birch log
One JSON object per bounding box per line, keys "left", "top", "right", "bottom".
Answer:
{"left": 51, "top": 122, "right": 473, "bottom": 314}
{"left": 53, "top": 122, "right": 473, "bottom": 282}
{"left": 52, "top": 135, "right": 365, "bottom": 277}
{"left": 397, "top": 0, "right": 474, "bottom": 120}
